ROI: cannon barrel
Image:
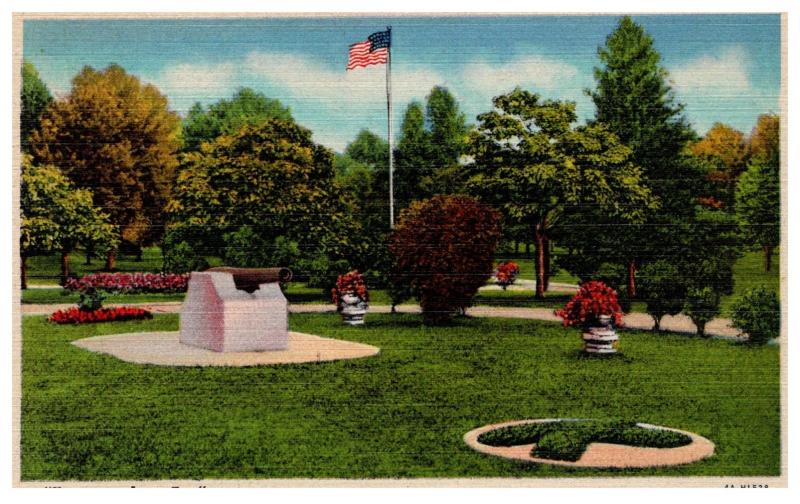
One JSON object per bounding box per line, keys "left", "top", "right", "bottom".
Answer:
{"left": 206, "top": 267, "right": 292, "bottom": 293}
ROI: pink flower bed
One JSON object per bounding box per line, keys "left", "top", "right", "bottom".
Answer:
{"left": 49, "top": 306, "right": 153, "bottom": 325}
{"left": 64, "top": 272, "right": 189, "bottom": 294}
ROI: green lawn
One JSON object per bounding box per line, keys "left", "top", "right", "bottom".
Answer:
{"left": 720, "top": 249, "right": 780, "bottom": 315}
{"left": 21, "top": 312, "right": 780, "bottom": 480}
{"left": 494, "top": 253, "right": 579, "bottom": 284}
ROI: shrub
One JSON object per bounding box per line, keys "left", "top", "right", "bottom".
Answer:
{"left": 684, "top": 287, "right": 721, "bottom": 337}
{"left": 49, "top": 306, "right": 152, "bottom": 324}
{"left": 731, "top": 286, "right": 780, "bottom": 344}
{"left": 223, "top": 226, "right": 301, "bottom": 268}
{"left": 162, "top": 240, "right": 209, "bottom": 274}
{"left": 494, "top": 261, "right": 520, "bottom": 289}
{"left": 331, "top": 270, "right": 369, "bottom": 310}
{"left": 295, "top": 252, "right": 351, "bottom": 292}
{"left": 389, "top": 195, "right": 501, "bottom": 324}
{"left": 637, "top": 260, "right": 687, "bottom": 331}
{"left": 555, "top": 280, "right": 624, "bottom": 328}
{"left": 479, "top": 419, "right": 691, "bottom": 462}
{"left": 64, "top": 272, "right": 189, "bottom": 293}
{"left": 76, "top": 287, "right": 105, "bottom": 311}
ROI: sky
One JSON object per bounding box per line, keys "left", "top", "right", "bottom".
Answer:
{"left": 22, "top": 14, "right": 782, "bottom": 152}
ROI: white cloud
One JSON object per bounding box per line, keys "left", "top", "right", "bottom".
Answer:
{"left": 670, "top": 46, "right": 751, "bottom": 93}
{"left": 460, "top": 55, "right": 579, "bottom": 97}
{"left": 242, "top": 51, "right": 446, "bottom": 109}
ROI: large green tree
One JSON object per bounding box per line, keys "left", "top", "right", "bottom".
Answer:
{"left": 30, "top": 64, "right": 181, "bottom": 269}
{"left": 467, "top": 88, "right": 656, "bottom": 298}
{"left": 736, "top": 155, "right": 780, "bottom": 271}
{"left": 167, "top": 119, "right": 353, "bottom": 261}
{"left": 588, "top": 16, "right": 698, "bottom": 295}
{"left": 394, "top": 86, "right": 470, "bottom": 209}
{"left": 20, "top": 60, "right": 53, "bottom": 153}
{"left": 21, "top": 157, "right": 117, "bottom": 287}
{"left": 181, "top": 88, "right": 293, "bottom": 152}
{"left": 394, "top": 101, "right": 431, "bottom": 209}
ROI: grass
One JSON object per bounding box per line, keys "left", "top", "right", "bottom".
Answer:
{"left": 21, "top": 289, "right": 185, "bottom": 305}
{"left": 494, "top": 253, "right": 578, "bottom": 284}
{"left": 720, "top": 249, "right": 780, "bottom": 315}
{"left": 21, "top": 312, "right": 780, "bottom": 480}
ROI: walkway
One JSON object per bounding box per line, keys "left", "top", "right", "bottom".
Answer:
{"left": 20, "top": 300, "right": 744, "bottom": 340}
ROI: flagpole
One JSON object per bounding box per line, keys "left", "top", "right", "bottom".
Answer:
{"left": 386, "top": 25, "right": 394, "bottom": 228}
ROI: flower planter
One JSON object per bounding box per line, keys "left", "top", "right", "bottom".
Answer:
{"left": 339, "top": 294, "right": 368, "bottom": 325}
{"left": 582, "top": 315, "right": 619, "bottom": 354}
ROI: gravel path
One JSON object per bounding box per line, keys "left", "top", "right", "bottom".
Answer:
{"left": 21, "top": 300, "right": 744, "bottom": 340}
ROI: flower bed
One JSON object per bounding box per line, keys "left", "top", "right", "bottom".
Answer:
{"left": 64, "top": 273, "right": 189, "bottom": 294}
{"left": 49, "top": 306, "right": 153, "bottom": 325}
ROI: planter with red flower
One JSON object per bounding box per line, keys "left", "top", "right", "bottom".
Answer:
{"left": 331, "top": 270, "right": 369, "bottom": 325}
{"left": 494, "top": 261, "right": 520, "bottom": 290}
{"left": 555, "top": 280, "right": 624, "bottom": 354}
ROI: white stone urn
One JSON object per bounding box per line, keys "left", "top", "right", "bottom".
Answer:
{"left": 582, "top": 314, "right": 619, "bottom": 354}
{"left": 339, "top": 294, "right": 368, "bottom": 325}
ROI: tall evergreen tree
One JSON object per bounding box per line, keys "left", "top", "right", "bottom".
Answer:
{"left": 588, "top": 16, "right": 699, "bottom": 296}
{"left": 394, "top": 101, "right": 431, "bottom": 209}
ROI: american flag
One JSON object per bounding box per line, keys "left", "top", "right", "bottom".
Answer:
{"left": 346, "top": 30, "right": 391, "bottom": 70}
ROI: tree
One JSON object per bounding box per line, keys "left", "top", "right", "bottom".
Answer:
{"left": 736, "top": 156, "right": 780, "bottom": 271}
{"left": 467, "top": 88, "right": 656, "bottom": 298}
{"left": 345, "top": 129, "right": 389, "bottom": 170}
{"left": 689, "top": 123, "right": 749, "bottom": 210}
{"left": 20, "top": 157, "right": 117, "bottom": 287}
{"left": 394, "top": 101, "right": 432, "bottom": 209}
{"left": 637, "top": 260, "right": 686, "bottom": 332}
{"left": 389, "top": 195, "right": 501, "bottom": 324}
{"left": 167, "top": 119, "right": 352, "bottom": 262}
{"left": 424, "top": 86, "right": 470, "bottom": 194}
{"left": 589, "top": 16, "right": 698, "bottom": 296}
{"left": 181, "top": 88, "right": 293, "bottom": 152}
{"left": 394, "top": 87, "right": 470, "bottom": 208}
{"left": 30, "top": 64, "right": 181, "bottom": 270}
{"left": 20, "top": 60, "right": 53, "bottom": 153}
{"left": 749, "top": 113, "right": 780, "bottom": 165}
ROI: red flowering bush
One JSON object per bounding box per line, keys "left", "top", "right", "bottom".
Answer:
{"left": 495, "top": 261, "right": 520, "bottom": 289}
{"left": 48, "top": 306, "right": 153, "bottom": 324}
{"left": 555, "top": 280, "right": 624, "bottom": 328}
{"left": 64, "top": 272, "right": 189, "bottom": 294}
{"left": 331, "top": 270, "right": 369, "bottom": 310}
{"left": 390, "top": 195, "right": 501, "bottom": 324}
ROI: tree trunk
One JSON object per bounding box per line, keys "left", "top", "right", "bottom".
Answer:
{"left": 764, "top": 246, "right": 773, "bottom": 272}
{"left": 105, "top": 249, "right": 117, "bottom": 271}
{"left": 627, "top": 258, "right": 637, "bottom": 298}
{"left": 60, "top": 250, "right": 70, "bottom": 286}
{"left": 85, "top": 248, "right": 92, "bottom": 265}
{"left": 543, "top": 235, "right": 550, "bottom": 292}
{"left": 652, "top": 315, "right": 661, "bottom": 332}
{"left": 135, "top": 245, "right": 143, "bottom": 262}
{"left": 698, "top": 321, "right": 708, "bottom": 338}
{"left": 20, "top": 255, "right": 27, "bottom": 290}
{"left": 534, "top": 222, "right": 547, "bottom": 299}
{"left": 525, "top": 241, "right": 530, "bottom": 257}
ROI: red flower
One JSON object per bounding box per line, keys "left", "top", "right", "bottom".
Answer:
{"left": 64, "top": 273, "right": 189, "bottom": 294}
{"left": 331, "top": 270, "right": 369, "bottom": 310}
{"left": 48, "top": 306, "right": 153, "bottom": 324}
{"left": 554, "top": 280, "right": 624, "bottom": 328}
{"left": 494, "top": 261, "right": 520, "bottom": 288}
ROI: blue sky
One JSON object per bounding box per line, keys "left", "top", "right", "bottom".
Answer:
{"left": 22, "top": 15, "right": 782, "bottom": 151}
